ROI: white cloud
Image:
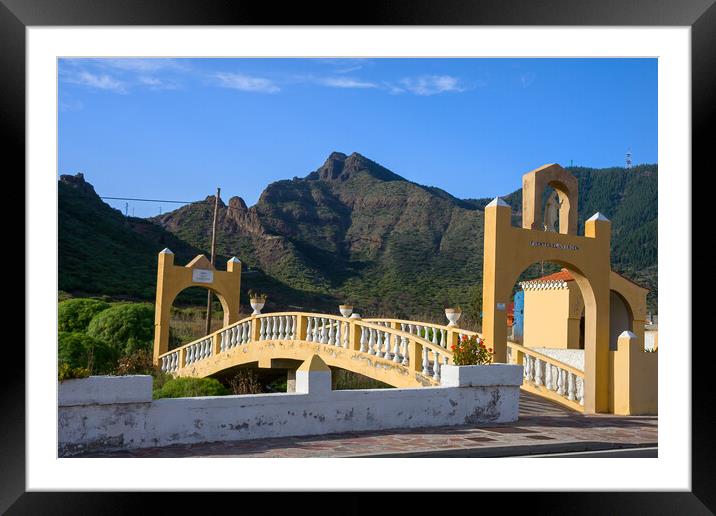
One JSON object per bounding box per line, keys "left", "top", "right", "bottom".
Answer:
{"left": 64, "top": 71, "right": 127, "bottom": 93}
{"left": 100, "top": 58, "right": 187, "bottom": 73}
{"left": 318, "top": 77, "right": 379, "bottom": 89}
{"left": 316, "top": 58, "right": 372, "bottom": 73}
{"left": 214, "top": 72, "right": 280, "bottom": 93}
{"left": 397, "top": 75, "right": 467, "bottom": 96}
{"left": 138, "top": 76, "right": 179, "bottom": 90}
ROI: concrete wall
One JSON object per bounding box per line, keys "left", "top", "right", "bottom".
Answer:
{"left": 58, "top": 361, "right": 523, "bottom": 456}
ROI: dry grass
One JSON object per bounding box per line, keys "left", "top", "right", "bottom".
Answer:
{"left": 227, "top": 369, "right": 263, "bottom": 394}
{"left": 169, "top": 305, "right": 250, "bottom": 347}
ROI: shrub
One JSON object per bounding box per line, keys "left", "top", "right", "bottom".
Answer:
{"left": 334, "top": 369, "right": 391, "bottom": 390}
{"left": 86, "top": 303, "right": 154, "bottom": 356}
{"left": 58, "top": 331, "right": 118, "bottom": 374}
{"left": 58, "top": 362, "right": 90, "bottom": 381}
{"left": 152, "top": 370, "right": 173, "bottom": 391}
{"left": 228, "top": 369, "right": 263, "bottom": 394}
{"left": 153, "top": 377, "right": 228, "bottom": 399}
{"left": 450, "top": 334, "right": 494, "bottom": 366}
{"left": 114, "top": 349, "right": 155, "bottom": 375}
{"left": 58, "top": 298, "right": 111, "bottom": 333}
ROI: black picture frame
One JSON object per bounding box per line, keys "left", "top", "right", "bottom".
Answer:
{"left": 4, "top": 0, "right": 709, "bottom": 512}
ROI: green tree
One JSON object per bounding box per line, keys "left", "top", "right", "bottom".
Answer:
{"left": 153, "top": 377, "right": 229, "bottom": 399}
{"left": 58, "top": 331, "right": 118, "bottom": 374}
{"left": 86, "top": 303, "right": 155, "bottom": 356}
{"left": 58, "top": 298, "right": 111, "bottom": 333}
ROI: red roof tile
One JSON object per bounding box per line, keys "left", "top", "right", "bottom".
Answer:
{"left": 532, "top": 268, "right": 574, "bottom": 282}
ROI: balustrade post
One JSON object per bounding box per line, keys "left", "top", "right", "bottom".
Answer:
{"left": 295, "top": 314, "right": 307, "bottom": 341}
{"left": 407, "top": 339, "right": 420, "bottom": 372}
{"left": 447, "top": 329, "right": 459, "bottom": 350}
{"left": 534, "top": 358, "right": 543, "bottom": 386}
{"left": 251, "top": 317, "right": 261, "bottom": 342}
{"left": 212, "top": 333, "right": 221, "bottom": 356}
{"left": 177, "top": 347, "right": 186, "bottom": 370}
{"left": 349, "top": 321, "right": 362, "bottom": 351}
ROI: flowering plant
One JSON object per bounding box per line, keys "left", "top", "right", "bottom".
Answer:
{"left": 450, "top": 334, "right": 493, "bottom": 365}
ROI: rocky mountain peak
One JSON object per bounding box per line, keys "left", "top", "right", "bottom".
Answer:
{"left": 228, "top": 196, "right": 248, "bottom": 210}
{"left": 204, "top": 194, "right": 226, "bottom": 207}
{"left": 308, "top": 151, "right": 405, "bottom": 183}
{"left": 59, "top": 172, "right": 98, "bottom": 197}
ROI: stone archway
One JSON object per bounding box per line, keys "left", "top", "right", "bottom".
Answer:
{"left": 522, "top": 163, "right": 579, "bottom": 235}
{"left": 153, "top": 249, "right": 242, "bottom": 364}
{"left": 482, "top": 163, "right": 612, "bottom": 414}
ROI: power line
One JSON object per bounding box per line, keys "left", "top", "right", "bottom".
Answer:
{"left": 100, "top": 195, "right": 248, "bottom": 218}
{"left": 100, "top": 196, "right": 193, "bottom": 204}
{"left": 100, "top": 196, "right": 244, "bottom": 209}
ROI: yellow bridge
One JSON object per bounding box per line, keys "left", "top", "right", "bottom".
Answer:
{"left": 158, "top": 312, "right": 586, "bottom": 412}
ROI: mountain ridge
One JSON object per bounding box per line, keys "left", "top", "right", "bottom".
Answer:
{"left": 59, "top": 154, "right": 658, "bottom": 318}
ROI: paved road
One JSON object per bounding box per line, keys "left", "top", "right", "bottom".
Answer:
{"left": 76, "top": 391, "right": 658, "bottom": 458}
{"left": 528, "top": 446, "right": 658, "bottom": 458}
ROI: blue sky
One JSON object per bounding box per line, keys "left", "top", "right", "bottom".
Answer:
{"left": 58, "top": 58, "right": 657, "bottom": 218}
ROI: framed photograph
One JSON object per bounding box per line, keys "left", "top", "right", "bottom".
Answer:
{"left": 6, "top": 0, "right": 710, "bottom": 511}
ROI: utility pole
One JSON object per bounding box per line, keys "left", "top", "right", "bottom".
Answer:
{"left": 205, "top": 187, "right": 221, "bottom": 335}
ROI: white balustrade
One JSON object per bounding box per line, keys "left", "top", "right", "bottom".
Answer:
{"left": 511, "top": 344, "right": 585, "bottom": 411}
{"left": 432, "top": 349, "right": 441, "bottom": 380}
{"left": 306, "top": 317, "right": 314, "bottom": 342}
{"left": 161, "top": 351, "right": 180, "bottom": 373}
{"left": 567, "top": 373, "right": 577, "bottom": 401}
{"left": 161, "top": 314, "right": 470, "bottom": 387}
{"left": 391, "top": 334, "right": 401, "bottom": 361}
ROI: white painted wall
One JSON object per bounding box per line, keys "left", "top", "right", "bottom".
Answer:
{"left": 531, "top": 348, "right": 585, "bottom": 371}
{"left": 58, "top": 365, "right": 522, "bottom": 456}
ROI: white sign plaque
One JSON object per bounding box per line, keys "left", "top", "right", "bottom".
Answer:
{"left": 192, "top": 269, "right": 214, "bottom": 284}
{"left": 496, "top": 303, "right": 506, "bottom": 311}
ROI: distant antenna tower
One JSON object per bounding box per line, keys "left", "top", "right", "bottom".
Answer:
{"left": 625, "top": 148, "right": 633, "bottom": 169}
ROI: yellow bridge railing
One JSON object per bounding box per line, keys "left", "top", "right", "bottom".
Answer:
{"left": 158, "top": 312, "right": 457, "bottom": 385}
{"left": 159, "top": 312, "right": 585, "bottom": 408}
{"left": 368, "top": 318, "right": 585, "bottom": 411}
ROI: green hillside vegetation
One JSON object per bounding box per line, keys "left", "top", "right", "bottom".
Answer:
{"left": 58, "top": 173, "right": 207, "bottom": 300}
{"left": 58, "top": 155, "right": 658, "bottom": 324}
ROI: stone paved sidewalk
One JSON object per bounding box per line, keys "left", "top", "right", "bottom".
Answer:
{"left": 77, "top": 392, "right": 657, "bottom": 458}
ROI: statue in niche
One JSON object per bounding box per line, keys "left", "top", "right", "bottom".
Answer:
{"left": 543, "top": 190, "right": 562, "bottom": 232}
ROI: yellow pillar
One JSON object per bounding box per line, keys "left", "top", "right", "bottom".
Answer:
{"left": 153, "top": 248, "right": 175, "bottom": 364}
{"left": 482, "top": 197, "right": 513, "bottom": 364}
{"left": 582, "top": 213, "right": 612, "bottom": 414}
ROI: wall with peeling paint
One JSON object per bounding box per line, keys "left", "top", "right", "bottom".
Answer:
{"left": 58, "top": 364, "right": 522, "bottom": 456}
